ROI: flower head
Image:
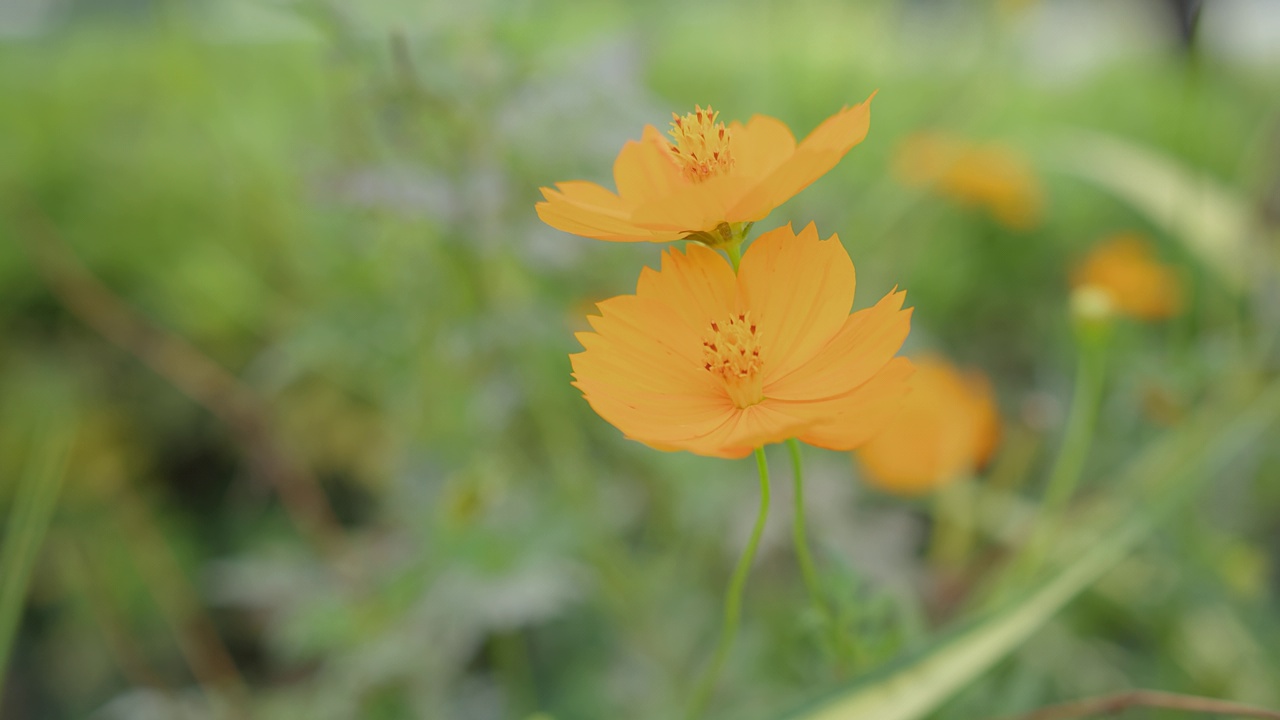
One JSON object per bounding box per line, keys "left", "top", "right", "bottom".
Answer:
{"left": 1071, "top": 233, "right": 1182, "bottom": 320}
{"left": 537, "top": 95, "right": 876, "bottom": 245}
{"left": 855, "top": 356, "right": 1001, "bottom": 495}
{"left": 570, "top": 223, "right": 913, "bottom": 459}
{"left": 892, "top": 132, "right": 1044, "bottom": 230}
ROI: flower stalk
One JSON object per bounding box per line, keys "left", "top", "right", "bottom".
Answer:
{"left": 929, "top": 475, "right": 976, "bottom": 573}
{"left": 787, "top": 440, "right": 826, "bottom": 618}
{"left": 1009, "top": 317, "right": 1110, "bottom": 584}
{"left": 687, "top": 447, "right": 772, "bottom": 720}
{"left": 786, "top": 439, "right": 851, "bottom": 666}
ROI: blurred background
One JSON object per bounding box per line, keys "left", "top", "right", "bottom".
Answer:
{"left": 2, "top": 0, "right": 1280, "bottom": 718}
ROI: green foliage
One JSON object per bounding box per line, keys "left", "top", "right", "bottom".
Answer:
{"left": 2, "top": 1, "right": 1278, "bottom": 719}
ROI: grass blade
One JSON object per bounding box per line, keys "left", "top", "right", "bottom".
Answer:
{"left": 781, "top": 378, "right": 1280, "bottom": 720}
{"left": 0, "top": 425, "right": 72, "bottom": 703}
{"left": 1050, "top": 131, "right": 1252, "bottom": 290}
{"left": 786, "top": 516, "right": 1146, "bottom": 720}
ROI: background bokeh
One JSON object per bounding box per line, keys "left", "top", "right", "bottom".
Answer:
{"left": 3, "top": 0, "right": 1280, "bottom": 718}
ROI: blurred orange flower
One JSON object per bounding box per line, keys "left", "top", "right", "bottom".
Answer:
{"left": 856, "top": 356, "right": 1001, "bottom": 495}
{"left": 892, "top": 132, "right": 1044, "bottom": 230}
{"left": 571, "top": 223, "right": 914, "bottom": 458}
{"left": 1071, "top": 233, "right": 1182, "bottom": 320}
{"left": 537, "top": 95, "right": 876, "bottom": 245}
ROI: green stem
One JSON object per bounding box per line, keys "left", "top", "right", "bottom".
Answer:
{"left": 686, "top": 447, "right": 772, "bottom": 720}
{"left": 785, "top": 439, "right": 849, "bottom": 660}
{"left": 1042, "top": 347, "right": 1105, "bottom": 520}
{"left": 725, "top": 242, "right": 742, "bottom": 272}
{"left": 1011, "top": 336, "right": 1108, "bottom": 584}
{"left": 786, "top": 440, "right": 825, "bottom": 614}
{"left": 928, "top": 476, "right": 974, "bottom": 572}
{"left": 0, "top": 426, "right": 71, "bottom": 705}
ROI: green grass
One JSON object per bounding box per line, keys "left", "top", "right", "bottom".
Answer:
{"left": 1, "top": 1, "right": 1278, "bottom": 718}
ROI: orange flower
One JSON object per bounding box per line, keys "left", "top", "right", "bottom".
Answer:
{"left": 1071, "top": 233, "right": 1182, "bottom": 320}
{"left": 892, "top": 132, "right": 1044, "bottom": 230}
{"left": 536, "top": 95, "right": 876, "bottom": 245}
{"left": 855, "top": 356, "right": 1001, "bottom": 495}
{"left": 570, "top": 223, "right": 914, "bottom": 459}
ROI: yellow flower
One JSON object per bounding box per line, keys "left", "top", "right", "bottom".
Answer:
{"left": 1071, "top": 233, "right": 1182, "bottom": 320}
{"left": 855, "top": 356, "right": 1001, "bottom": 495}
{"left": 892, "top": 131, "right": 1044, "bottom": 230}
{"left": 537, "top": 95, "right": 876, "bottom": 245}
{"left": 570, "top": 223, "right": 914, "bottom": 458}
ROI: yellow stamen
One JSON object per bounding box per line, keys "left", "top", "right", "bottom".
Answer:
{"left": 668, "top": 105, "right": 734, "bottom": 183}
{"left": 702, "top": 311, "right": 764, "bottom": 408}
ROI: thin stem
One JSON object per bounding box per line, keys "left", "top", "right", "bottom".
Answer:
{"left": 0, "top": 426, "right": 70, "bottom": 705}
{"left": 786, "top": 440, "right": 824, "bottom": 610}
{"left": 1009, "top": 336, "right": 1107, "bottom": 585}
{"left": 783, "top": 438, "right": 855, "bottom": 671}
{"left": 1041, "top": 344, "right": 1106, "bottom": 524}
{"left": 929, "top": 476, "right": 974, "bottom": 573}
{"left": 725, "top": 242, "right": 743, "bottom": 272}
{"left": 686, "top": 448, "right": 772, "bottom": 720}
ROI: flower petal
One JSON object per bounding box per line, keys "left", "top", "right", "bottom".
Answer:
{"left": 765, "top": 288, "right": 911, "bottom": 399}
{"left": 542, "top": 180, "right": 632, "bottom": 216}
{"left": 737, "top": 223, "right": 858, "bottom": 383}
{"left": 613, "top": 125, "right": 685, "bottom": 205}
{"left": 635, "top": 243, "right": 738, "bottom": 338}
{"left": 784, "top": 356, "right": 915, "bottom": 451}
{"left": 796, "top": 92, "right": 876, "bottom": 155}
{"left": 630, "top": 174, "right": 756, "bottom": 233}
{"left": 727, "top": 95, "right": 874, "bottom": 220}
{"left": 574, "top": 378, "right": 740, "bottom": 452}
{"left": 720, "top": 402, "right": 814, "bottom": 452}
{"left": 631, "top": 401, "right": 815, "bottom": 459}
{"left": 536, "top": 182, "right": 684, "bottom": 242}
{"left": 731, "top": 114, "right": 796, "bottom": 180}
{"left": 569, "top": 242, "right": 765, "bottom": 456}
{"left": 574, "top": 328, "right": 701, "bottom": 395}
{"left": 1072, "top": 234, "right": 1182, "bottom": 319}
{"left": 571, "top": 292, "right": 737, "bottom": 449}
{"left": 893, "top": 133, "right": 1045, "bottom": 231}
{"left": 584, "top": 293, "right": 708, "bottom": 371}
{"left": 966, "top": 370, "right": 1003, "bottom": 468}
{"left": 856, "top": 389, "right": 969, "bottom": 494}
{"left": 855, "top": 358, "right": 1001, "bottom": 495}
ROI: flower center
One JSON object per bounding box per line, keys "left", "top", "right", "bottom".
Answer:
{"left": 667, "top": 105, "right": 734, "bottom": 183}
{"left": 702, "top": 311, "right": 764, "bottom": 408}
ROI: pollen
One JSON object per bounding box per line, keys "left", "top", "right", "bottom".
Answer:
{"left": 667, "top": 105, "right": 735, "bottom": 183}
{"left": 703, "top": 311, "right": 764, "bottom": 408}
